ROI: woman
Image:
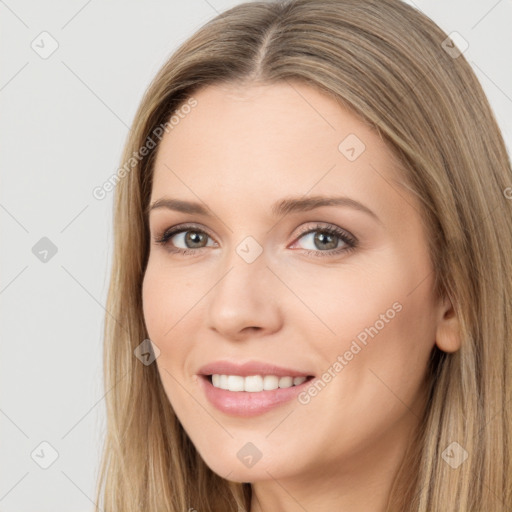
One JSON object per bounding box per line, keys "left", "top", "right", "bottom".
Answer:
{"left": 96, "top": 0, "right": 512, "bottom": 510}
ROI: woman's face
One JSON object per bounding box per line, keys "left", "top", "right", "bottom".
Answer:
{"left": 142, "top": 81, "right": 453, "bottom": 485}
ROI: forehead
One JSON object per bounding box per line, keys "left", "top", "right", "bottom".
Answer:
{"left": 151, "top": 81, "right": 408, "bottom": 218}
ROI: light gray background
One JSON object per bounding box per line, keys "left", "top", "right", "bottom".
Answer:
{"left": 1, "top": 0, "right": 511, "bottom": 510}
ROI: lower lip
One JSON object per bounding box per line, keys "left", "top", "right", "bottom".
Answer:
{"left": 199, "top": 375, "right": 313, "bottom": 417}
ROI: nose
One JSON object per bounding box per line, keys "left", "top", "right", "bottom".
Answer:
{"left": 205, "top": 247, "right": 283, "bottom": 341}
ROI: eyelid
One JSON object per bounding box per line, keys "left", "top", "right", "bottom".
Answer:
{"left": 156, "top": 222, "right": 217, "bottom": 242}
{"left": 292, "top": 222, "right": 356, "bottom": 244}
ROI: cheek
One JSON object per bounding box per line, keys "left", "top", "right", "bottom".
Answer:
{"left": 142, "top": 263, "right": 192, "bottom": 410}
{"left": 142, "top": 267, "right": 166, "bottom": 340}
{"left": 141, "top": 259, "right": 196, "bottom": 340}
{"left": 314, "top": 265, "right": 437, "bottom": 423}
{"left": 142, "top": 259, "right": 207, "bottom": 384}
{"left": 290, "top": 283, "right": 437, "bottom": 469}
{"left": 277, "top": 253, "right": 418, "bottom": 347}
{"left": 296, "top": 250, "right": 437, "bottom": 403}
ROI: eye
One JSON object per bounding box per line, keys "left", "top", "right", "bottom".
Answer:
{"left": 154, "top": 223, "right": 216, "bottom": 255}
{"left": 290, "top": 223, "right": 357, "bottom": 258}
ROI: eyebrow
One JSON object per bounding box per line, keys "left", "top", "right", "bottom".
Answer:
{"left": 147, "top": 195, "right": 381, "bottom": 224}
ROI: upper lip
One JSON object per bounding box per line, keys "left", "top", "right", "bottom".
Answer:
{"left": 197, "top": 360, "right": 314, "bottom": 378}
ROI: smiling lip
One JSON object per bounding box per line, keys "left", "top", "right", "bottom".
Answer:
{"left": 197, "top": 360, "right": 315, "bottom": 417}
{"left": 197, "top": 360, "right": 313, "bottom": 378}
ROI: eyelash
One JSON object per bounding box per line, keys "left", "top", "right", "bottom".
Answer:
{"left": 153, "top": 223, "right": 358, "bottom": 259}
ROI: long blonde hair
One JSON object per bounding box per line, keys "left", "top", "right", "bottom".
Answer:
{"left": 96, "top": 0, "right": 512, "bottom": 510}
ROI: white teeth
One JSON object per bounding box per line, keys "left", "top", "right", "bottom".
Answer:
{"left": 244, "top": 375, "right": 263, "bottom": 392}
{"left": 263, "top": 375, "right": 279, "bottom": 390}
{"left": 278, "top": 376, "right": 293, "bottom": 388}
{"left": 210, "top": 374, "right": 309, "bottom": 392}
{"left": 227, "top": 375, "right": 244, "bottom": 391}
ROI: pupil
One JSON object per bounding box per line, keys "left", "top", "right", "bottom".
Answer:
{"left": 315, "top": 232, "right": 337, "bottom": 250}
{"left": 186, "top": 231, "right": 205, "bottom": 248}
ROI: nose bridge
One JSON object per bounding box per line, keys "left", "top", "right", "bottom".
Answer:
{"left": 205, "top": 235, "right": 282, "bottom": 337}
{"left": 214, "top": 235, "right": 269, "bottom": 309}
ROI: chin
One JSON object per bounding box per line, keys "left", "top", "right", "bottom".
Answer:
{"left": 199, "top": 448, "right": 296, "bottom": 483}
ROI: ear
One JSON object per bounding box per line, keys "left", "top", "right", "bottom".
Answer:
{"left": 435, "top": 295, "right": 461, "bottom": 353}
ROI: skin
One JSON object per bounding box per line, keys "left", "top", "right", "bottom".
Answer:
{"left": 142, "top": 81, "right": 460, "bottom": 512}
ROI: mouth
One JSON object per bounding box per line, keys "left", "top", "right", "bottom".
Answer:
{"left": 199, "top": 374, "right": 315, "bottom": 416}
{"left": 197, "top": 362, "right": 316, "bottom": 417}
